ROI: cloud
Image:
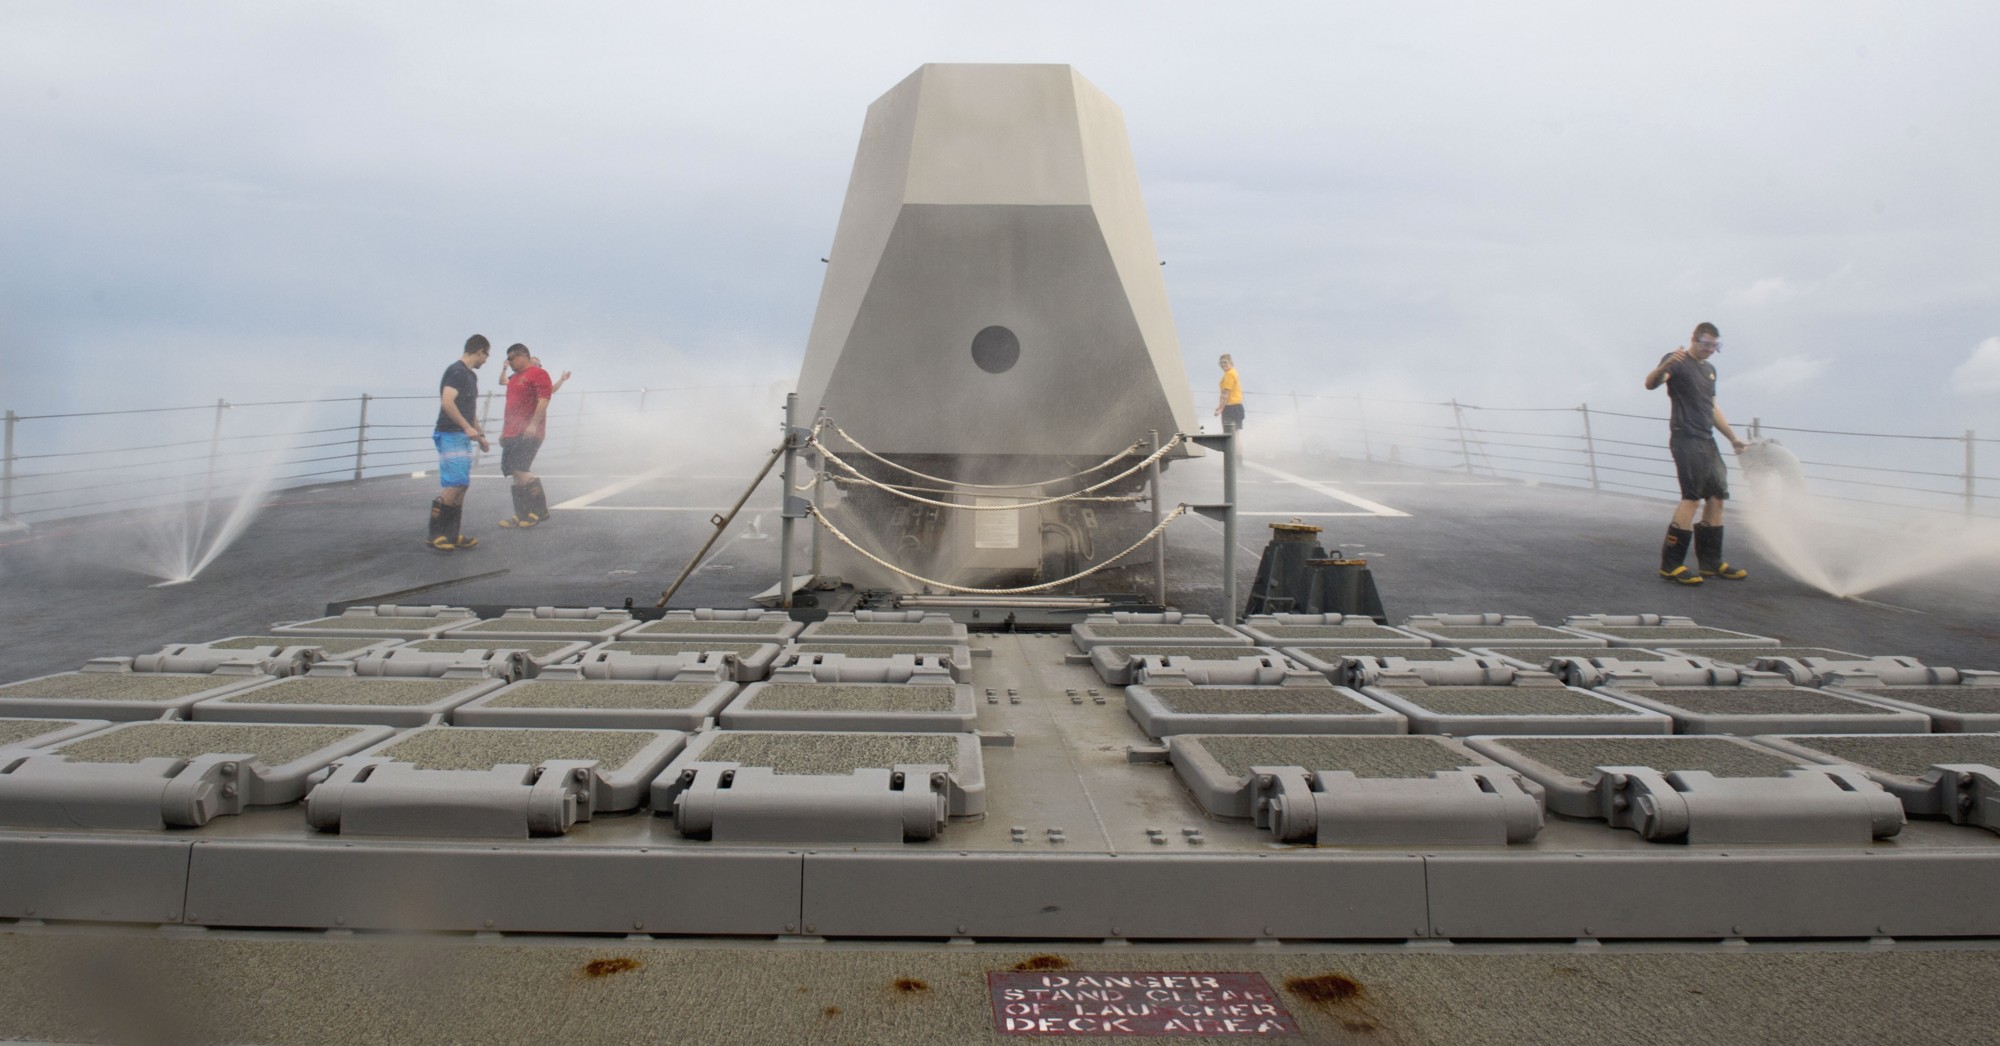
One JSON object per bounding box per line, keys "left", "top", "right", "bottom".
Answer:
{"left": 1730, "top": 354, "right": 1830, "bottom": 392}
{"left": 1951, "top": 336, "right": 2000, "bottom": 394}
{"left": 1726, "top": 276, "right": 1800, "bottom": 307}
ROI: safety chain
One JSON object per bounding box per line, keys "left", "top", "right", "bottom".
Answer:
{"left": 809, "top": 434, "right": 1182, "bottom": 512}
{"left": 806, "top": 503, "right": 1190, "bottom": 595}
{"left": 821, "top": 420, "right": 1169, "bottom": 490}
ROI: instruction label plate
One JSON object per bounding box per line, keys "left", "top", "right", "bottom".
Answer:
{"left": 975, "top": 498, "right": 1021, "bottom": 549}
{"left": 988, "top": 971, "right": 1298, "bottom": 1036}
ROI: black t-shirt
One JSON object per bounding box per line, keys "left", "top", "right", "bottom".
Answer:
{"left": 436, "top": 360, "right": 479, "bottom": 434}
{"left": 1659, "top": 352, "right": 1717, "bottom": 440}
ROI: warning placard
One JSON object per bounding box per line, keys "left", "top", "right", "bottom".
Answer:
{"left": 988, "top": 971, "right": 1299, "bottom": 1037}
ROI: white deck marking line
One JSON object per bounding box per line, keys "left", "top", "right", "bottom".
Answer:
{"left": 1243, "top": 462, "right": 1410, "bottom": 517}
{"left": 559, "top": 505, "right": 780, "bottom": 512}
{"left": 552, "top": 466, "right": 672, "bottom": 510}
{"left": 1238, "top": 511, "right": 1378, "bottom": 518}
{"left": 1847, "top": 596, "right": 1926, "bottom": 615}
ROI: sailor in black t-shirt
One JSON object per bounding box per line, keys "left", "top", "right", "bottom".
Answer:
{"left": 426, "top": 334, "right": 492, "bottom": 551}
{"left": 1643, "top": 322, "right": 1749, "bottom": 584}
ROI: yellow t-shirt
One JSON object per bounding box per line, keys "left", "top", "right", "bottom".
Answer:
{"left": 1219, "top": 367, "right": 1242, "bottom": 405}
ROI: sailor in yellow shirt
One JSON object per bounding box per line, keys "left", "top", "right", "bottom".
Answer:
{"left": 1214, "top": 354, "right": 1245, "bottom": 431}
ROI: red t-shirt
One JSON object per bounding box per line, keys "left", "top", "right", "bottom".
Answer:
{"left": 502, "top": 366, "right": 554, "bottom": 439}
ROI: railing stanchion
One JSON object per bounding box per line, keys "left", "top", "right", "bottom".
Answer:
{"left": 1451, "top": 398, "right": 1472, "bottom": 474}
{"left": 1356, "top": 394, "right": 1373, "bottom": 463}
{"left": 810, "top": 407, "right": 827, "bottom": 578}
{"left": 1580, "top": 403, "right": 1600, "bottom": 493}
{"left": 1149, "top": 429, "right": 1166, "bottom": 606}
{"left": 206, "top": 398, "right": 228, "bottom": 493}
{"left": 2, "top": 409, "right": 16, "bottom": 522}
{"left": 779, "top": 393, "right": 799, "bottom": 609}
{"left": 1750, "top": 417, "right": 1761, "bottom": 440}
{"left": 1960, "top": 430, "right": 1976, "bottom": 520}
{"left": 1221, "top": 422, "right": 1240, "bottom": 624}
{"left": 352, "top": 394, "right": 371, "bottom": 482}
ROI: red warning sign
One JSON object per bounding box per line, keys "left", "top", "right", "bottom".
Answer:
{"left": 988, "top": 971, "right": 1299, "bottom": 1037}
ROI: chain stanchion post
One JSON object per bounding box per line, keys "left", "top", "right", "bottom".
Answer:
{"left": 2, "top": 409, "right": 16, "bottom": 522}
{"left": 1149, "top": 429, "right": 1166, "bottom": 606}
{"left": 352, "top": 394, "right": 371, "bottom": 482}
{"left": 1580, "top": 403, "right": 1600, "bottom": 493}
{"left": 1960, "top": 430, "right": 1976, "bottom": 520}
{"left": 1451, "top": 398, "right": 1472, "bottom": 473}
{"left": 779, "top": 392, "right": 799, "bottom": 608}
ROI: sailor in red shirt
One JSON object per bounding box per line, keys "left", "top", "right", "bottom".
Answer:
{"left": 497, "top": 343, "right": 556, "bottom": 528}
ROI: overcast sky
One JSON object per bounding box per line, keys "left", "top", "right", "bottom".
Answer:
{"left": 2, "top": 1, "right": 1995, "bottom": 440}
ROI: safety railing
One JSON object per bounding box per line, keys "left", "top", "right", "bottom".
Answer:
{"left": 3, "top": 382, "right": 1991, "bottom": 529}
{"left": 0, "top": 384, "right": 767, "bottom": 529}
{"left": 1206, "top": 389, "right": 1995, "bottom": 519}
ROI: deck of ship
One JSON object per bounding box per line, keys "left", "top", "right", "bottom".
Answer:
{"left": 1, "top": 447, "right": 1995, "bottom": 1044}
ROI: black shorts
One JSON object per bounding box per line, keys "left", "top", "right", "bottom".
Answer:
{"left": 1222, "top": 404, "right": 1246, "bottom": 429}
{"left": 500, "top": 435, "right": 543, "bottom": 478}
{"left": 1670, "top": 435, "right": 1729, "bottom": 501}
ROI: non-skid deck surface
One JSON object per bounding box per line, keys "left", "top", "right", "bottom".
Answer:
{"left": 1838, "top": 686, "right": 2000, "bottom": 715}
{"left": 451, "top": 619, "right": 628, "bottom": 634}
{"left": 1773, "top": 734, "right": 2000, "bottom": 778}
{"left": 480, "top": 681, "right": 722, "bottom": 710}
{"left": 1147, "top": 688, "right": 1382, "bottom": 716}
{"left": 1244, "top": 624, "right": 1417, "bottom": 641}
{"left": 628, "top": 620, "right": 796, "bottom": 636}
{"left": 1693, "top": 646, "right": 1864, "bottom": 665}
{"left": 1186, "top": 735, "right": 1475, "bottom": 778}
{"left": 612, "top": 641, "right": 768, "bottom": 657}
{"left": 1294, "top": 647, "right": 1463, "bottom": 661}
{"left": 217, "top": 678, "right": 473, "bottom": 706}
{"left": 808, "top": 623, "right": 960, "bottom": 638}
{"left": 1490, "top": 736, "right": 1803, "bottom": 779}
{"left": 1629, "top": 686, "right": 1905, "bottom": 716}
{"left": 402, "top": 638, "right": 579, "bottom": 656}
{"left": 51, "top": 722, "right": 367, "bottom": 765}
{"left": 739, "top": 684, "right": 958, "bottom": 713}
{"left": 1505, "top": 647, "right": 1671, "bottom": 663}
{"left": 696, "top": 732, "right": 961, "bottom": 774}
{"left": 1579, "top": 626, "right": 1762, "bottom": 641}
{"left": 1371, "top": 686, "right": 1642, "bottom": 716}
{"left": 377, "top": 728, "right": 660, "bottom": 771}
{"left": 0, "top": 719, "right": 84, "bottom": 747}
{"left": 0, "top": 674, "right": 227, "bottom": 699}
{"left": 290, "top": 617, "right": 467, "bottom": 631}
{"left": 788, "top": 644, "right": 958, "bottom": 658}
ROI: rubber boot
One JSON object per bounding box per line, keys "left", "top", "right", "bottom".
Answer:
{"left": 527, "top": 478, "right": 548, "bottom": 525}
{"left": 1659, "top": 526, "right": 1701, "bottom": 585}
{"left": 1694, "top": 523, "right": 1747, "bottom": 580}
{"left": 499, "top": 483, "right": 529, "bottom": 528}
{"left": 445, "top": 500, "right": 476, "bottom": 550}
{"left": 427, "top": 498, "right": 454, "bottom": 551}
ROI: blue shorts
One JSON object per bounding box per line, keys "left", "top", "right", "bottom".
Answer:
{"left": 433, "top": 431, "right": 474, "bottom": 489}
